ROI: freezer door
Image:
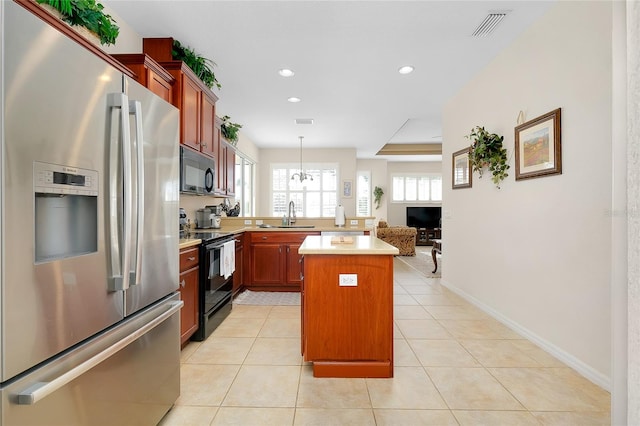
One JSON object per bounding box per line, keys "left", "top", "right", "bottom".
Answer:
{"left": 124, "top": 77, "right": 180, "bottom": 316}
{"left": 2, "top": 2, "right": 125, "bottom": 381}
{"left": 0, "top": 295, "right": 182, "bottom": 426}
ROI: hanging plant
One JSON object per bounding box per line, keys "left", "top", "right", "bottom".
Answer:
{"left": 467, "top": 126, "right": 509, "bottom": 188}
{"left": 172, "top": 40, "right": 221, "bottom": 90}
{"left": 373, "top": 186, "right": 384, "bottom": 209}
{"left": 37, "top": 0, "right": 120, "bottom": 46}
{"left": 220, "top": 115, "right": 242, "bottom": 145}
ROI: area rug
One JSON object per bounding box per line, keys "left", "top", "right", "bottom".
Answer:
{"left": 233, "top": 290, "right": 300, "bottom": 306}
{"left": 396, "top": 247, "right": 441, "bottom": 278}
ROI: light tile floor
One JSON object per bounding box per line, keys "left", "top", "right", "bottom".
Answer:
{"left": 160, "top": 258, "right": 610, "bottom": 426}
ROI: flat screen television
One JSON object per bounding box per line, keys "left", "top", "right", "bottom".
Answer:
{"left": 406, "top": 206, "right": 441, "bottom": 229}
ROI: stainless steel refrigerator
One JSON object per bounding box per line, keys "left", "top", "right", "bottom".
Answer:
{"left": 0, "top": 2, "right": 182, "bottom": 424}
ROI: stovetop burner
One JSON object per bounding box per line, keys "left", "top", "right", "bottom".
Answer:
{"left": 183, "top": 230, "right": 232, "bottom": 243}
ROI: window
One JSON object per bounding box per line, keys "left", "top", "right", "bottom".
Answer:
{"left": 356, "top": 171, "right": 371, "bottom": 217}
{"left": 392, "top": 174, "right": 442, "bottom": 202}
{"left": 272, "top": 164, "right": 338, "bottom": 217}
{"left": 235, "top": 153, "right": 255, "bottom": 216}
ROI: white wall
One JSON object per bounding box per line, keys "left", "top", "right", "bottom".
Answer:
{"left": 626, "top": 2, "right": 640, "bottom": 423}
{"left": 386, "top": 162, "right": 442, "bottom": 226}
{"left": 257, "top": 148, "right": 357, "bottom": 216}
{"left": 442, "top": 1, "right": 612, "bottom": 387}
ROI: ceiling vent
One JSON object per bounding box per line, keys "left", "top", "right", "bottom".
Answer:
{"left": 295, "top": 118, "right": 314, "bottom": 125}
{"left": 472, "top": 12, "right": 508, "bottom": 37}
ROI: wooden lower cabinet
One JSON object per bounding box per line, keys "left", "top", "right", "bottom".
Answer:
{"left": 247, "top": 231, "right": 319, "bottom": 291}
{"left": 179, "top": 246, "right": 199, "bottom": 346}
{"left": 233, "top": 233, "right": 244, "bottom": 296}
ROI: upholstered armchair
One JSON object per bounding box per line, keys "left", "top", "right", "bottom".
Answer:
{"left": 376, "top": 221, "right": 417, "bottom": 256}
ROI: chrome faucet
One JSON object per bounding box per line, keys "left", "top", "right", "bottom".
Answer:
{"left": 288, "top": 201, "right": 296, "bottom": 225}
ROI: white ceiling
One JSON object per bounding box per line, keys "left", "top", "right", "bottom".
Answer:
{"left": 105, "top": 1, "right": 554, "bottom": 160}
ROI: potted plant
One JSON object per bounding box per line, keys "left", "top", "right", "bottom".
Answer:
{"left": 373, "top": 186, "right": 384, "bottom": 209}
{"left": 172, "top": 40, "right": 221, "bottom": 90}
{"left": 220, "top": 115, "right": 242, "bottom": 146}
{"left": 36, "top": 0, "right": 120, "bottom": 46}
{"left": 467, "top": 126, "right": 509, "bottom": 188}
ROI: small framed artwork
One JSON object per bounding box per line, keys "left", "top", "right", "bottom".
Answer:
{"left": 342, "top": 180, "right": 353, "bottom": 198}
{"left": 515, "top": 108, "right": 562, "bottom": 180}
{"left": 452, "top": 147, "right": 472, "bottom": 189}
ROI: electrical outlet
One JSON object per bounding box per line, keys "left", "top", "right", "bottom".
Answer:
{"left": 256, "top": 219, "right": 264, "bottom": 225}
{"left": 350, "top": 220, "right": 358, "bottom": 225}
{"left": 339, "top": 274, "right": 357, "bottom": 286}
{"left": 244, "top": 219, "right": 252, "bottom": 225}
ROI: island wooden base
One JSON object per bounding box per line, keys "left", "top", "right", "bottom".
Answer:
{"left": 301, "top": 253, "right": 394, "bottom": 378}
{"left": 312, "top": 360, "right": 393, "bottom": 378}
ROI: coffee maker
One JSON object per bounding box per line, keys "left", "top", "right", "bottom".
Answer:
{"left": 195, "top": 207, "right": 215, "bottom": 229}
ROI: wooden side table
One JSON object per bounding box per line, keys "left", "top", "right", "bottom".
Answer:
{"left": 431, "top": 239, "right": 442, "bottom": 273}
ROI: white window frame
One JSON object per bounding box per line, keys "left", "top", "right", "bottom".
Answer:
{"left": 391, "top": 173, "right": 442, "bottom": 203}
{"left": 271, "top": 163, "right": 339, "bottom": 217}
{"left": 235, "top": 152, "right": 255, "bottom": 217}
{"left": 356, "top": 170, "right": 371, "bottom": 217}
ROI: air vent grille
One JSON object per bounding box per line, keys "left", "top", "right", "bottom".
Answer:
{"left": 295, "top": 118, "right": 314, "bottom": 125}
{"left": 472, "top": 12, "right": 507, "bottom": 37}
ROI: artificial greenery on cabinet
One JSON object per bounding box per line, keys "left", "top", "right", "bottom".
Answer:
{"left": 467, "top": 126, "right": 509, "bottom": 188}
{"left": 220, "top": 115, "right": 242, "bottom": 145}
{"left": 172, "top": 40, "right": 221, "bottom": 90}
{"left": 36, "top": 0, "right": 119, "bottom": 46}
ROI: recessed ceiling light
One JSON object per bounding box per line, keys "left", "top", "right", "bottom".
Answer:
{"left": 398, "top": 65, "right": 414, "bottom": 75}
{"left": 279, "top": 68, "right": 295, "bottom": 77}
{"left": 287, "top": 97, "right": 301, "bottom": 103}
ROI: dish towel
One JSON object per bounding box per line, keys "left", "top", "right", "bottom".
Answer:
{"left": 221, "top": 240, "right": 236, "bottom": 279}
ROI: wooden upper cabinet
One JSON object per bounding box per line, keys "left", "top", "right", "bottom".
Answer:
{"left": 225, "top": 143, "right": 236, "bottom": 197}
{"left": 142, "top": 38, "right": 219, "bottom": 154}
{"left": 180, "top": 75, "right": 201, "bottom": 150}
{"left": 200, "top": 94, "right": 216, "bottom": 158}
{"left": 111, "top": 54, "right": 174, "bottom": 103}
{"left": 147, "top": 69, "right": 173, "bottom": 103}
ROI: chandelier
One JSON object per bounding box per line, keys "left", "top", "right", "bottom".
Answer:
{"left": 291, "top": 136, "right": 313, "bottom": 183}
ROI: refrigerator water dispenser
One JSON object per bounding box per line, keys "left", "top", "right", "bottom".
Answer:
{"left": 33, "top": 161, "right": 98, "bottom": 263}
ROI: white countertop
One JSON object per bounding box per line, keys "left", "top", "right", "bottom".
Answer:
{"left": 298, "top": 235, "right": 399, "bottom": 255}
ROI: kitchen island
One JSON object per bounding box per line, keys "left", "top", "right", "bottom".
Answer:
{"left": 298, "top": 235, "right": 398, "bottom": 378}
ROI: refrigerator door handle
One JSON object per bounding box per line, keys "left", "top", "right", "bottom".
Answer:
{"left": 129, "top": 100, "right": 145, "bottom": 286}
{"left": 15, "top": 300, "right": 184, "bottom": 405}
{"left": 107, "top": 93, "right": 133, "bottom": 292}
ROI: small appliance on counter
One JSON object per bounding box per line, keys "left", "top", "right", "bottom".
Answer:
{"left": 196, "top": 207, "right": 216, "bottom": 229}
{"left": 179, "top": 208, "right": 187, "bottom": 231}
{"left": 205, "top": 205, "right": 222, "bottom": 229}
{"left": 335, "top": 204, "right": 346, "bottom": 227}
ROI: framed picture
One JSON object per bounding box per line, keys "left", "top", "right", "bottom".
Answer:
{"left": 342, "top": 180, "right": 353, "bottom": 198}
{"left": 452, "top": 147, "right": 472, "bottom": 189}
{"left": 515, "top": 108, "right": 562, "bottom": 180}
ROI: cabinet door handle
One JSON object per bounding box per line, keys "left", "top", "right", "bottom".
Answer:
{"left": 188, "top": 256, "right": 196, "bottom": 261}
{"left": 287, "top": 246, "right": 290, "bottom": 253}
{"left": 180, "top": 280, "right": 186, "bottom": 288}
{"left": 262, "top": 236, "right": 268, "bottom": 240}
{"left": 202, "top": 143, "right": 207, "bottom": 148}
{"left": 279, "top": 247, "right": 282, "bottom": 254}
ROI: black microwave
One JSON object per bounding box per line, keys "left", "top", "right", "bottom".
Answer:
{"left": 180, "top": 146, "right": 215, "bottom": 195}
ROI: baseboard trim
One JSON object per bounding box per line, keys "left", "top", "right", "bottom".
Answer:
{"left": 440, "top": 278, "right": 611, "bottom": 391}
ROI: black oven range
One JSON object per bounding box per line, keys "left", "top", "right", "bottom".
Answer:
{"left": 189, "top": 231, "right": 235, "bottom": 341}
